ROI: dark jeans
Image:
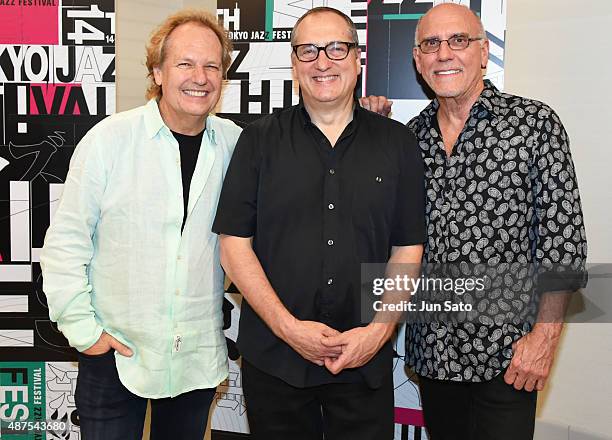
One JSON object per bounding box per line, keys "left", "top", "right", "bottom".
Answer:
{"left": 241, "top": 359, "right": 394, "bottom": 440}
{"left": 418, "top": 372, "right": 537, "bottom": 440}
{"left": 75, "top": 350, "right": 216, "bottom": 440}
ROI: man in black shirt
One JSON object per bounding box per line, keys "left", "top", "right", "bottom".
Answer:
{"left": 213, "top": 7, "right": 425, "bottom": 440}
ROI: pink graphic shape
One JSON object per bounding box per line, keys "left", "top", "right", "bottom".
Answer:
{"left": 30, "top": 83, "right": 83, "bottom": 116}
{"left": 0, "top": 4, "right": 59, "bottom": 45}
{"left": 394, "top": 407, "right": 425, "bottom": 427}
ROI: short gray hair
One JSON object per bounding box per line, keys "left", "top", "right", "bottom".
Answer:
{"left": 414, "top": 4, "right": 486, "bottom": 46}
{"left": 291, "top": 7, "right": 359, "bottom": 46}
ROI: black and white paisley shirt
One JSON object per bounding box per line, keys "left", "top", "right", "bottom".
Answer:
{"left": 406, "top": 80, "right": 587, "bottom": 382}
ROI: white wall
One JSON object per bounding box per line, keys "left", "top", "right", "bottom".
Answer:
{"left": 506, "top": 0, "right": 612, "bottom": 437}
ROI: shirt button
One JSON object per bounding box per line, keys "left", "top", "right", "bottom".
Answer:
{"left": 328, "top": 203, "right": 335, "bottom": 210}
{"left": 327, "top": 239, "right": 334, "bottom": 246}
{"left": 177, "top": 255, "right": 182, "bottom": 261}
{"left": 327, "top": 278, "right": 333, "bottom": 285}
{"left": 329, "top": 169, "right": 335, "bottom": 175}
{"left": 175, "top": 289, "right": 180, "bottom": 295}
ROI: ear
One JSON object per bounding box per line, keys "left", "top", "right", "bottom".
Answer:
{"left": 480, "top": 39, "right": 490, "bottom": 70}
{"left": 153, "top": 65, "right": 163, "bottom": 87}
{"left": 355, "top": 48, "right": 362, "bottom": 69}
{"left": 291, "top": 52, "right": 297, "bottom": 73}
{"left": 413, "top": 47, "right": 422, "bottom": 74}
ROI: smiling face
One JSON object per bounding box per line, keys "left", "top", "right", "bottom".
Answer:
{"left": 413, "top": 4, "right": 488, "bottom": 104}
{"left": 291, "top": 11, "right": 361, "bottom": 110}
{"left": 153, "top": 22, "right": 223, "bottom": 134}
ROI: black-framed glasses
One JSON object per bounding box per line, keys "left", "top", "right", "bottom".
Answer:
{"left": 292, "top": 41, "right": 358, "bottom": 62}
{"left": 416, "top": 35, "right": 483, "bottom": 54}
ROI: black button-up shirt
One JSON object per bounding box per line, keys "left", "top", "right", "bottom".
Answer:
{"left": 213, "top": 102, "right": 426, "bottom": 387}
{"left": 406, "top": 80, "right": 587, "bottom": 382}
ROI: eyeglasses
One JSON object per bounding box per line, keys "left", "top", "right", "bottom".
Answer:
{"left": 292, "top": 41, "right": 358, "bottom": 62}
{"left": 416, "top": 35, "right": 483, "bottom": 54}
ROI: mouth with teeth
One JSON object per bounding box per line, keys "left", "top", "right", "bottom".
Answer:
{"left": 434, "top": 68, "right": 463, "bottom": 76}
{"left": 313, "top": 74, "right": 339, "bottom": 83}
{"left": 183, "top": 90, "right": 210, "bottom": 97}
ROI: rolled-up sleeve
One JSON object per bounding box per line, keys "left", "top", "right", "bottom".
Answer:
{"left": 532, "top": 109, "right": 588, "bottom": 292}
{"left": 391, "top": 129, "right": 426, "bottom": 246}
{"left": 212, "top": 124, "right": 261, "bottom": 237}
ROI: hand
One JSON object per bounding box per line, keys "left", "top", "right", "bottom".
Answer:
{"left": 503, "top": 323, "right": 562, "bottom": 392}
{"left": 82, "top": 331, "right": 133, "bottom": 357}
{"left": 281, "top": 319, "right": 343, "bottom": 366}
{"left": 359, "top": 96, "right": 393, "bottom": 117}
{"left": 321, "top": 323, "right": 394, "bottom": 374}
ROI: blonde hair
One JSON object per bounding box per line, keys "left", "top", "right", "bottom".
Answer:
{"left": 145, "top": 9, "right": 233, "bottom": 100}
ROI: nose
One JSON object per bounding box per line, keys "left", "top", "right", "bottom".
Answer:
{"left": 314, "top": 50, "right": 333, "bottom": 70}
{"left": 192, "top": 66, "right": 209, "bottom": 85}
{"left": 436, "top": 40, "right": 454, "bottom": 61}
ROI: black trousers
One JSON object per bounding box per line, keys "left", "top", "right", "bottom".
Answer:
{"left": 75, "top": 350, "right": 216, "bottom": 440}
{"left": 418, "top": 372, "right": 537, "bottom": 440}
{"left": 242, "top": 359, "right": 394, "bottom": 440}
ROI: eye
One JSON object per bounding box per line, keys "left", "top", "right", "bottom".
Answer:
{"left": 423, "top": 38, "right": 440, "bottom": 48}
{"left": 303, "top": 46, "right": 317, "bottom": 55}
{"left": 177, "top": 62, "right": 192, "bottom": 69}
{"left": 205, "top": 64, "right": 220, "bottom": 72}
{"left": 451, "top": 35, "right": 467, "bottom": 44}
{"left": 328, "top": 43, "right": 348, "bottom": 55}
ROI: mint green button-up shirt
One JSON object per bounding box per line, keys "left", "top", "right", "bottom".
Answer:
{"left": 40, "top": 99, "right": 242, "bottom": 398}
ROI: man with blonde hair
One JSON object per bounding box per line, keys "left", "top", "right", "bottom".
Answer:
{"left": 40, "top": 9, "right": 241, "bottom": 439}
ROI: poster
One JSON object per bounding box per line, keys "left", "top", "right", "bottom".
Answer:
{"left": 0, "top": 1, "right": 115, "bottom": 438}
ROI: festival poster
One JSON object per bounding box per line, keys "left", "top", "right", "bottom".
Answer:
{"left": 0, "top": 1, "right": 115, "bottom": 437}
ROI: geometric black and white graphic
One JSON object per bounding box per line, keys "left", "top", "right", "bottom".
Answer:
{"left": 0, "top": 0, "right": 115, "bottom": 363}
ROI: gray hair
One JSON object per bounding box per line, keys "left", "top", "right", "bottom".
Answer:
{"left": 414, "top": 4, "right": 486, "bottom": 46}
{"left": 291, "top": 7, "right": 359, "bottom": 46}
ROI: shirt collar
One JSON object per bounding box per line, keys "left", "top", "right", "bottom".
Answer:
{"left": 297, "top": 98, "right": 361, "bottom": 130}
{"left": 204, "top": 116, "right": 217, "bottom": 145}
{"left": 477, "top": 79, "right": 498, "bottom": 114}
{"left": 420, "top": 79, "right": 500, "bottom": 127}
{"left": 143, "top": 98, "right": 216, "bottom": 145}
{"left": 144, "top": 99, "right": 166, "bottom": 139}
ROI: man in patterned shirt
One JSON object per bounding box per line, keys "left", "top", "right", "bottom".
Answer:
{"left": 405, "top": 3, "right": 587, "bottom": 439}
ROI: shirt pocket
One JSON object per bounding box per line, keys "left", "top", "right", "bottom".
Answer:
{"left": 351, "top": 170, "right": 397, "bottom": 228}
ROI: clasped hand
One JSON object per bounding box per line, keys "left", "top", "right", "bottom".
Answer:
{"left": 283, "top": 319, "right": 391, "bottom": 374}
